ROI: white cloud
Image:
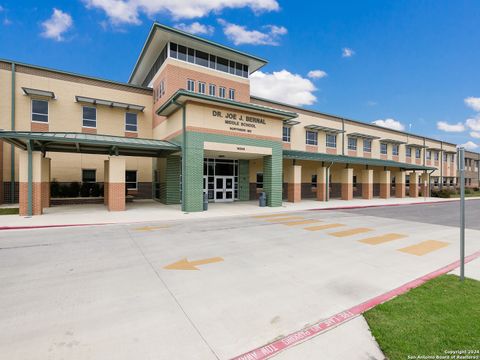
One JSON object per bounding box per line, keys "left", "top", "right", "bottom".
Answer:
{"left": 366, "top": 100, "right": 378, "bottom": 106}
{"left": 342, "top": 47, "right": 355, "bottom": 58}
{"left": 307, "top": 70, "right": 327, "bottom": 79}
{"left": 465, "top": 97, "right": 480, "bottom": 112}
{"left": 218, "top": 19, "right": 287, "bottom": 45}
{"left": 372, "top": 118, "right": 405, "bottom": 131}
{"left": 458, "top": 141, "right": 478, "bottom": 150}
{"left": 250, "top": 70, "right": 317, "bottom": 106}
{"left": 83, "top": 0, "right": 279, "bottom": 24}
{"left": 470, "top": 131, "right": 480, "bottom": 139}
{"left": 466, "top": 116, "right": 480, "bottom": 131}
{"left": 174, "top": 22, "right": 214, "bottom": 35}
{"left": 436, "top": 121, "right": 465, "bottom": 133}
{"left": 41, "top": 8, "right": 73, "bottom": 41}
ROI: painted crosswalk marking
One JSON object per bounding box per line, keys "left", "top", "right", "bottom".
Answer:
{"left": 329, "top": 228, "right": 373, "bottom": 237}
{"left": 265, "top": 216, "right": 305, "bottom": 222}
{"left": 282, "top": 219, "right": 322, "bottom": 226}
{"left": 398, "top": 240, "right": 449, "bottom": 256}
{"left": 304, "top": 223, "right": 345, "bottom": 231}
{"left": 359, "top": 233, "right": 407, "bottom": 245}
{"left": 253, "top": 213, "right": 292, "bottom": 219}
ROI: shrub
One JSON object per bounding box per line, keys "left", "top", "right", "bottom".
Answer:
{"left": 69, "top": 182, "right": 81, "bottom": 197}
{"left": 437, "top": 189, "right": 454, "bottom": 198}
{"left": 58, "top": 184, "right": 70, "bottom": 198}
{"left": 50, "top": 180, "right": 60, "bottom": 198}
{"left": 473, "top": 187, "right": 479, "bottom": 192}
{"left": 464, "top": 188, "right": 472, "bottom": 195}
{"left": 99, "top": 184, "right": 104, "bottom": 197}
{"left": 80, "top": 183, "right": 91, "bottom": 197}
{"left": 91, "top": 183, "right": 101, "bottom": 197}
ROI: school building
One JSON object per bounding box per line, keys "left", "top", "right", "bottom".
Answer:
{"left": 0, "top": 23, "right": 469, "bottom": 216}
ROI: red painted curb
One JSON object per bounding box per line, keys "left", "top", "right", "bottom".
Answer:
{"left": 231, "top": 250, "right": 480, "bottom": 360}
{"left": 0, "top": 223, "right": 111, "bottom": 231}
{"left": 308, "top": 200, "right": 454, "bottom": 211}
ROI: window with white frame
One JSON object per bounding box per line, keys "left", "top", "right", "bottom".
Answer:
{"left": 229, "top": 88, "right": 235, "bottom": 100}
{"left": 415, "top": 148, "right": 421, "bottom": 159}
{"left": 82, "top": 106, "right": 96, "bottom": 128}
{"left": 434, "top": 151, "right": 439, "bottom": 160}
{"left": 363, "top": 139, "right": 372, "bottom": 152}
{"left": 443, "top": 152, "right": 447, "bottom": 162}
{"left": 306, "top": 131, "right": 318, "bottom": 145}
{"left": 392, "top": 144, "right": 399, "bottom": 156}
{"left": 380, "top": 143, "right": 388, "bottom": 155}
{"left": 311, "top": 174, "right": 317, "bottom": 188}
{"left": 451, "top": 154, "right": 455, "bottom": 164}
{"left": 82, "top": 169, "right": 96, "bottom": 183}
{"left": 219, "top": 87, "right": 226, "bottom": 98}
{"left": 326, "top": 134, "right": 336, "bottom": 148}
{"left": 406, "top": 147, "right": 412, "bottom": 157}
{"left": 348, "top": 137, "right": 357, "bottom": 150}
{"left": 125, "top": 170, "right": 137, "bottom": 190}
{"left": 187, "top": 79, "right": 195, "bottom": 92}
{"left": 198, "top": 82, "right": 206, "bottom": 94}
{"left": 209, "top": 83, "right": 216, "bottom": 96}
{"left": 282, "top": 126, "right": 291, "bottom": 142}
{"left": 256, "top": 173, "right": 263, "bottom": 189}
{"left": 426, "top": 150, "right": 431, "bottom": 160}
{"left": 125, "top": 112, "right": 138, "bottom": 132}
{"left": 31, "top": 99, "right": 49, "bottom": 122}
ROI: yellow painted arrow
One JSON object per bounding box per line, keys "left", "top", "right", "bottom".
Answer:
{"left": 134, "top": 225, "right": 169, "bottom": 232}
{"left": 164, "top": 257, "right": 224, "bottom": 270}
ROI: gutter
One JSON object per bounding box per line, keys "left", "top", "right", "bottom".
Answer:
{"left": 341, "top": 118, "right": 345, "bottom": 156}
{"left": 10, "top": 62, "right": 15, "bottom": 203}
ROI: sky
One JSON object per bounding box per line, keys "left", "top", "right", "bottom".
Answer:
{"left": 1, "top": 1, "right": 480, "bottom": 149}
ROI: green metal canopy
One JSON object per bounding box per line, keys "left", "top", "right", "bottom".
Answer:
{"left": 0, "top": 131, "right": 180, "bottom": 157}
{"left": 283, "top": 149, "right": 436, "bottom": 171}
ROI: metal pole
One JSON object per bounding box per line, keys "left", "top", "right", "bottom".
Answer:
{"left": 27, "top": 140, "right": 33, "bottom": 217}
{"left": 10, "top": 62, "right": 16, "bottom": 203}
{"left": 459, "top": 147, "right": 465, "bottom": 281}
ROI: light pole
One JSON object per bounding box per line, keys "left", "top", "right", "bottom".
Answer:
{"left": 458, "top": 147, "right": 465, "bottom": 281}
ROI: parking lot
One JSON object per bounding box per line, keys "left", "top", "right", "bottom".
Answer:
{"left": 1, "top": 201, "right": 479, "bottom": 359}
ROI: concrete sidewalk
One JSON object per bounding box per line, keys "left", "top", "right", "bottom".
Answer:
{"left": 0, "top": 197, "right": 466, "bottom": 228}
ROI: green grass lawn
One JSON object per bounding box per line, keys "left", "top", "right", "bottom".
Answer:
{"left": 0, "top": 208, "right": 19, "bottom": 215}
{"left": 364, "top": 275, "right": 480, "bottom": 360}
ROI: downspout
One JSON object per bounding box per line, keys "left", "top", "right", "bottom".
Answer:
{"left": 26, "top": 140, "right": 33, "bottom": 216}
{"left": 173, "top": 100, "right": 186, "bottom": 211}
{"left": 10, "top": 62, "right": 15, "bottom": 203}
{"left": 325, "top": 161, "right": 334, "bottom": 201}
{"left": 341, "top": 118, "right": 345, "bottom": 155}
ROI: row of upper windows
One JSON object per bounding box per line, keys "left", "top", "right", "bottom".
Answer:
{"left": 31, "top": 99, "right": 139, "bottom": 132}
{"left": 282, "top": 126, "right": 455, "bottom": 159}
{"left": 186, "top": 79, "right": 235, "bottom": 100}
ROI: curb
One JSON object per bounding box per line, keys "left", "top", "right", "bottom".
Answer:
{"left": 308, "top": 199, "right": 454, "bottom": 211}
{"left": 230, "top": 250, "right": 480, "bottom": 360}
{"left": 0, "top": 223, "right": 112, "bottom": 231}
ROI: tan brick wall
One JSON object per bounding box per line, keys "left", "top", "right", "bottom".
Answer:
{"left": 31, "top": 122, "right": 49, "bottom": 132}
{"left": 19, "top": 182, "right": 42, "bottom": 216}
{"left": 41, "top": 182, "right": 50, "bottom": 208}
{"left": 107, "top": 182, "right": 125, "bottom": 211}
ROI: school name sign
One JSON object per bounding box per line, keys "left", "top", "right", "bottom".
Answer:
{"left": 212, "top": 110, "right": 267, "bottom": 134}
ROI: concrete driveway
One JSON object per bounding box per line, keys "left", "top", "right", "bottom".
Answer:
{"left": 1, "top": 202, "right": 479, "bottom": 359}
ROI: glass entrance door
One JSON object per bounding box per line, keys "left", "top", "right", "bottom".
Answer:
{"left": 215, "top": 176, "right": 234, "bottom": 202}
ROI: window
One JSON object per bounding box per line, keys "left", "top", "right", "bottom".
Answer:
{"left": 306, "top": 131, "right": 318, "bottom": 145}
{"left": 348, "top": 137, "right": 357, "bottom": 150}
{"left": 450, "top": 178, "right": 454, "bottom": 186}
{"left": 82, "top": 106, "right": 96, "bottom": 128}
{"left": 363, "top": 139, "right": 372, "bottom": 152}
{"left": 125, "top": 112, "right": 138, "bottom": 132}
{"left": 169, "top": 42, "right": 177, "bottom": 58}
{"left": 426, "top": 150, "right": 431, "bottom": 160}
{"left": 415, "top": 148, "right": 421, "bottom": 159}
{"left": 195, "top": 50, "right": 209, "bottom": 67}
{"left": 406, "top": 147, "right": 412, "bottom": 157}
{"left": 82, "top": 169, "right": 96, "bottom": 183}
{"left": 229, "top": 88, "right": 235, "bottom": 100}
{"left": 353, "top": 176, "right": 357, "bottom": 187}
{"left": 209, "top": 55, "right": 216, "bottom": 69}
{"left": 283, "top": 126, "right": 291, "bottom": 142}
{"left": 31, "top": 99, "right": 48, "bottom": 122}
{"left": 187, "top": 79, "right": 195, "bottom": 92}
{"left": 256, "top": 173, "right": 263, "bottom": 189}
{"left": 229, "top": 60, "right": 235, "bottom": 75}
{"left": 217, "top": 57, "right": 229, "bottom": 73}
{"left": 178, "top": 45, "right": 187, "bottom": 61}
{"left": 380, "top": 143, "right": 387, "bottom": 155}
{"left": 406, "top": 175, "right": 410, "bottom": 186}
{"left": 443, "top": 152, "right": 447, "bottom": 162}
{"left": 434, "top": 151, "right": 439, "bottom": 160}
{"left": 198, "top": 82, "right": 206, "bottom": 94}
{"left": 311, "top": 174, "right": 317, "bottom": 187}
{"left": 209, "top": 84, "right": 216, "bottom": 96}
{"left": 125, "top": 171, "right": 137, "bottom": 190}
{"left": 187, "top": 48, "right": 195, "bottom": 63}
{"left": 219, "top": 87, "right": 226, "bottom": 98}
{"left": 392, "top": 144, "right": 399, "bottom": 156}
{"left": 326, "top": 134, "right": 336, "bottom": 148}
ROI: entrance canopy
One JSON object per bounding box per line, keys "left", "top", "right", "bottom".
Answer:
{"left": 0, "top": 131, "right": 180, "bottom": 157}
{"left": 283, "top": 149, "right": 436, "bottom": 171}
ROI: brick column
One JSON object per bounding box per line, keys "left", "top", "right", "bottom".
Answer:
{"left": 316, "top": 166, "right": 327, "bottom": 201}
{"left": 106, "top": 157, "right": 126, "bottom": 211}
{"left": 379, "top": 170, "right": 391, "bottom": 199}
{"left": 361, "top": 169, "right": 373, "bottom": 199}
{"left": 104, "top": 160, "right": 109, "bottom": 206}
{"left": 286, "top": 163, "right": 301, "bottom": 202}
{"left": 341, "top": 168, "right": 353, "bottom": 200}
{"left": 410, "top": 171, "right": 419, "bottom": 198}
{"left": 19, "top": 150, "right": 43, "bottom": 216}
{"left": 0, "top": 140, "right": 3, "bottom": 205}
{"left": 420, "top": 172, "right": 430, "bottom": 197}
{"left": 395, "top": 170, "right": 406, "bottom": 198}
{"left": 41, "top": 157, "right": 51, "bottom": 208}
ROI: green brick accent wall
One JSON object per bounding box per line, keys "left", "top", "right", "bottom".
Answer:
{"left": 238, "top": 159, "right": 250, "bottom": 201}
{"left": 180, "top": 131, "right": 282, "bottom": 212}
{"left": 162, "top": 155, "right": 181, "bottom": 205}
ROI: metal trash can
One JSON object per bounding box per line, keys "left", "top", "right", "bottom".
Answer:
{"left": 259, "top": 192, "right": 267, "bottom": 207}
{"left": 203, "top": 192, "right": 208, "bottom": 211}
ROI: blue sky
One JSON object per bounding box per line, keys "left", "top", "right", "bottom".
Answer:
{"left": 1, "top": 1, "right": 480, "bottom": 148}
